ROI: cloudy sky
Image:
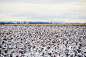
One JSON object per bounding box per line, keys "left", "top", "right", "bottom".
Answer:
{"left": 0, "top": 0, "right": 86, "bottom": 23}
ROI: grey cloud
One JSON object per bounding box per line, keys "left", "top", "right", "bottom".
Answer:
{"left": 11, "top": 12, "right": 55, "bottom": 20}
{"left": 0, "top": 0, "right": 86, "bottom": 2}
{"left": 11, "top": 12, "right": 86, "bottom": 20}
{"left": 78, "top": 16, "right": 86, "bottom": 19}
{"left": 0, "top": 0, "right": 86, "bottom": 4}
{"left": 61, "top": 13, "right": 86, "bottom": 19}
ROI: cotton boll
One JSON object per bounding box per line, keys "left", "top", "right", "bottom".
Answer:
{"left": 0, "top": 25, "right": 86, "bottom": 57}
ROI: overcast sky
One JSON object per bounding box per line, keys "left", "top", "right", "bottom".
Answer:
{"left": 0, "top": 0, "right": 86, "bottom": 23}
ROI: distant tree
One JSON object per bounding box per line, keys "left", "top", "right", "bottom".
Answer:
{"left": 54, "top": 23, "right": 57, "bottom": 24}
{"left": 24, "top": 22, "right": 26, "bottom": 24}
{"left": 17, "top": 22, "right": 20, "bottom": 24}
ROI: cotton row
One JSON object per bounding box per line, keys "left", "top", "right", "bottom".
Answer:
{"left": 0, "top": 25, "right": 86, "bottom": 57}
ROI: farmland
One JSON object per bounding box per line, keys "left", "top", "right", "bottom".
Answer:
{"left": 0, "top": 25, "right": 86, "bottom": 57}
{"left": 0, "top": 24, "right": 86, "bottom": 26}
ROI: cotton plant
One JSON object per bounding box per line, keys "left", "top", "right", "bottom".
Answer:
{"left": 0, "top": 25, "right": 86, "bottom": 57}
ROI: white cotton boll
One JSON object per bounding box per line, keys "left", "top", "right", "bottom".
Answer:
{"left": 77, "top": 53, "right": 82, "bottom": 56}
{"left": 35, "top": 52, "right": 40, "bottom": 57}
{"left": 1, "top": 25, "right": 86, "bottom": 57}
{"left": 19, "top": 53, "right": 22, "bottom": 57}
{"left": 12, "top": 53, "right": 17, "bottom": 57}
{"left": 8, "top": 44, "right": 13, "bottom": 48}
{"left": 13, "top": 44, "right": 16, "bottom": 48}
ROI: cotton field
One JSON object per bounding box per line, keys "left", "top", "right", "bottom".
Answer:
{"left": 0, "top": 25, "right": 86, "bottom": 57}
